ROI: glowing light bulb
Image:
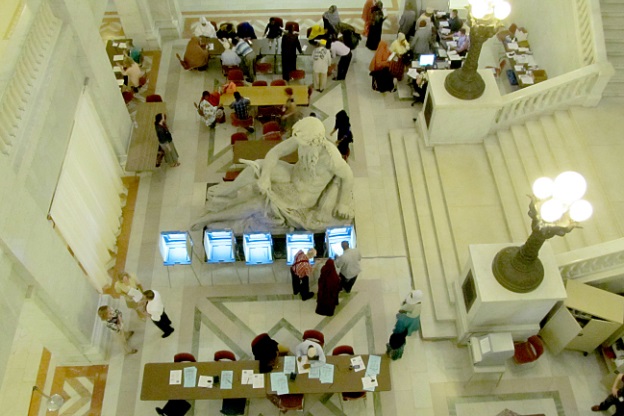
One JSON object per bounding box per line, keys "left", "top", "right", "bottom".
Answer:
{"left": 540, "top": 199, "right": 564, "bottom": 222}
{"left": 494, "top": 1, "right": 511, "bottom": 19}
{"left": 569, "top": 200, "right": 593, "bottom": 222}
{"left": 471, "top": 2, "right": 490, "bottom": 19}
{"left": 532, "top": 177, "right": 554, "bottom": 200}
{"left": 553, "top": 171, "right": 587, "bottom": 203}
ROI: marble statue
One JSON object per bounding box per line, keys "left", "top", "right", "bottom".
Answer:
{"left": 191, "top": 117, "right": 355, "bottom": 233}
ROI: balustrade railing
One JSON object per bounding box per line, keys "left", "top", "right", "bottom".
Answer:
{"left": 558, "top": 238, "right": 624, "bottom": 284}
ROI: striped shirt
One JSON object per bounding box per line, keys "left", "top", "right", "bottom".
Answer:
{"left": 235, "top": 40, "right": 254, "bottom": 57}
{"left": 291, "top": 250, "right": 312, "bottom": 278}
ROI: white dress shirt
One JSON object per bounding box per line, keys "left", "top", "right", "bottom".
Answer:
{"left": 295, "top": 340, "right": 326, "bottom": 364}
{"left": 330, "top": 40, "right": 351, "bottom": 58}
{"left": 334, "top": 248, "right": 362, "bottom": 279}
{"left": 146, "top": 290, "right": 164, "bottom": 321}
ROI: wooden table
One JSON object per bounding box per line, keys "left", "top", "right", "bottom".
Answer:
{"left": 200, "top": 37, "right": 225, "bottom": 56}
{"left": 106, "top": 39, "right": 133, "bottom": 87}
{"left": 141, "top": 355, "right": 390, "bottom": 401}
{"left": 220, "top": 86, "right": 309, "bottom": 106}
{"left": 502, "top": 39, "right": 548, "bottom": 88}
{"left": 233, "top": 140, "right": 298, "bottom": 164}
{"left": 125, "top": 102, "right": 166, "bottom": 172}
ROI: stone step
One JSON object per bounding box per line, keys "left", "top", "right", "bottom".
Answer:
{"left": 389, "top": 130, "right": 456, "bottom": 325}
{"left": 604, "top": 29, "right": 624, "bottom": 41}
{"left": 607, "top": 55, "right": 624, "bottom": 69}
{"left": 601, "top": 2, "right": 624, "bottom": 14}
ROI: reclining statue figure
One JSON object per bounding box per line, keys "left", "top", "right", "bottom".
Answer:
{"left": 191, "top": 117, "right": 355, "bottom": 233}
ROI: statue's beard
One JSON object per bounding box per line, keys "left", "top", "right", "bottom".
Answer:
{"left": 300, "top": 146, "right": 320, "bottom": 175}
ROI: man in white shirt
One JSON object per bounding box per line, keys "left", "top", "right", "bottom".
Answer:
{"left": 221, "top": 46, "right": 242, "bottom": 67}
{"left": 144, "top": 290, "right": 175, "bottom": 338}
{"left": 334, "top": 241, "right": 362, "bottom": 293}
{"left": 295, "top": 339, "right": 326, "bottom": 368}
{"left": 328, "top": 39, "right": 352, "bottom": 81}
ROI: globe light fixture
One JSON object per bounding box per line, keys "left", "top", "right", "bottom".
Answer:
{"left": 444, "top": 0, "right": 512, "bottom": 100}
{"left": 492, "top": 171, "right": 592, "bottom": 293}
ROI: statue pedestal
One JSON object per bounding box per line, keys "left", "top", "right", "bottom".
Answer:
{"left": 455, "top": 243, "right": 567, "bottom": 344}
{"left": 418, "top": 69, "right": 502, "bottom": 146}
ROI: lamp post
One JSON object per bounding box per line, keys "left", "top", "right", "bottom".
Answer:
{"left": 444, "top": 0, "right": 511, "bottom": 100}
{"left": 492, "top": 172, "right": 593, "bottom": 293}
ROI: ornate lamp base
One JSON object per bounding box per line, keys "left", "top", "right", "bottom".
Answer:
{"left": 491, "top": 246, "right": 544, "bottom": 293}
{"left": 444, "top": 69, "right": 486, "bottom": 100}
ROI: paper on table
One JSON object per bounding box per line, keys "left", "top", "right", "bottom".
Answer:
{"left": 283, "top": 356, "right": 296, "bottom": 375}
{"left": 387, "top": 52, "right": 396, "bottom": 62}
{"left": 319, "top": 364, "right": 334, "bottom": 384}
{"left": 270, "top": 373, "right": 289, "bottom": 395}
{"left": 113, "top": 54, "right": 125, "bottom": 61}
{"left": 525, "top": 55, "right": 537, "bottom": 67}
{"left": 242, "top": 369, "right": 254, "bottom": 385}
{"left": 208, "top": 43, "right": 214, "bottom": 51}
{"left": 506, "top": 42, "right": 519, "bottom": 50}
{"left": 183, "top": 367, "right": 197, "bottom": 387}
{"left": 366, "top": 355, "right": 381, "bottom": 377}
{"left": 514, "top": 55, "right": 528, "bottom": 64}
{"left": 440, "top": 28, "right": 451, "bottom": 35}
{"left": 446, "top": 41, "right": 457, "bottom": 49}
{"left": 117, "top": 79, "right": 125, "bottom": 86}
{"left": 296, "top": 356, "right": 310, "bottom": 374}
{"left": 309, "top": 366, "right": 321, "bottom": 379}
{"left": 407, "top": 68, "right": 419, "bottom": 79}
{"left": 221, "top": 370, "right": 233, "bottom": 389}
{"left": 361, "top": 376, "right": 378, "bottom": 392}
{"left": 519, "top": 75, "right": 534, "bottom": 85}
{"left": 169, "top": 370, "right": 182, "bottom": 385}
{"left": 112, "top": 42, "right": 118, "bottom": 47}
{"left": 438, "top": 48, "right": 448, "bottom": 57}
{"left": 514, "top": 65, "right": 525, "bottom": 72}
{"left": 252, "top": 373, "right": 265, "bottom": 388}
{"left": 198, "top": 375, "right": 213, "bottom": 388}
{"left": 350, "top": 356, "right": 365, "bottom": 372}
{"left": 439, "top": 21, "right": 449, "bottom": 27}
{"left": 113, "top": 66, "right": 122, "bottom": 73}
{"left": 518, "top": 47, "right": 529, "bottom": 53}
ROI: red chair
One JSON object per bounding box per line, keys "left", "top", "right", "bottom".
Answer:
{"left": 270, "top": 79, "right": 287, "bottom": 86}
{"left": 272, "top": 17, "right": 284, "bottom": 30}
{"left": 231, "top": 113, "right": 254, "bottom": 129}
{"left": 332, "top": 346, "right": 367, "bottom": 402}
{"left": 146, "top": 94, "right": 163, "bottom": 103}
{"left": 233, "top": 80, "right": 245, "bottom": 87}
{"left": 176, "top": 53, "right": 190, "bottom": 70}
{"left": 173, "top": 353, "right": 196, "bottom": 363}
{"left": 252, "top": 80, "right": 268, "bottom": 86}
{"left": 302, "top": 329, "right": 324, "bottom": 347}
{"left": 227, "top": 69, "right": 245, "bottom": 82}
{"left": 122, "top": 91, "right": 134, "bottom": 104}
{"left": 285, "top": 21, "right": 299, "bottom": 33}
{"left": 513, "top": 335, "right": 544, "bottom": 365}
{"left": 223, "top": 170, "right": 242, "bottom": 182}
{"left": 289, "top": 70, "right": 306, "bottom": 83}
{"left": 214, "top": 350, "right": 237, "bottom": 361}
{"left": 255, "top": 61, "right": 273, "bottom": 74}
{"left": 268, "top": 393, "right": 304, "bottom": 413}
{"left": 231, "top": 132, "right": 249, "bottom": 145}
{"left": 222, "top": 65, "right": 240, "bottom": 77}
{"left": 262, "top": 121, "right": 281, "bottom": 135}
{"left": 263, "top": 131, "right": 282, "bottom": 141}
{"left": 213, "top": 351, "right": 247, "bottom": 415}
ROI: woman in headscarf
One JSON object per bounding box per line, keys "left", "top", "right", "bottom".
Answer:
{"left": 361, "top": 0, "right": 375, "bottom": 37}
{"left": 307, "top": 25, "right": 328, "bottom": 42}
{"left": 198, "top": 90, "right": 217, "bottom": 128}
{"left": 369, "top": 40, "right": 394, "bottom": 92}
{"left": 393, "top": 290, "right": 423, "bottom": 336}
{"left": 194, "top": 17, "right": 216, "bottom": 38}
{"left": 281, "top": 25, "right": 302, "bottom": 81}
{"left": 315, "top": 259, "right": 341, "bottom": 317}
{"left": 183, "top": 36, "right": 209, "bottom": 70}
{"left": 389, "top": 32, "right": 410, "bottom": 81}
{"left": 366, "top": 1, "right": 385, "bottom": 50}
{"left": 323, "top": 5, "right": 341, "bottom": 36}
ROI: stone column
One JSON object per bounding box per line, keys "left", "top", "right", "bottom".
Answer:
{"left": 113, "top": 0, "right": 182, "bottom": 49}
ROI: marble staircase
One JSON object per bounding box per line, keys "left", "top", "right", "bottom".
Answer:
{"left": 390, "top": 107, "right": 624, "bottom": 340}
{"left": 601, "top": 0, "right": 624, "bottom": 97}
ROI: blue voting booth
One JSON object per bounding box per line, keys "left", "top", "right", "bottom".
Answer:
{"left": 243, "top": 232, "right": 273, "bottom": 265}
{"left": 159, "top": 231, "right": 192, "bottom": 265}
{"left": 325, "top": 226, "right": 356, "bottom": 259}
{"left": 204, "top": 229, "right": 236, "bottom": 263}
{"left": 285, "top": 232, "right": 316, "bottom": 265}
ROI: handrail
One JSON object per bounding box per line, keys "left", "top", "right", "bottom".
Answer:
{"left": 490, "top": 61, "right": 615, "bottom": 133}
{"left": 557, "top": 238, "right": 624, "bottom": 283}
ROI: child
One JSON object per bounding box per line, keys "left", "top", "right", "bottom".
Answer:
{"left": 386, "top": 330, "right": 407, "bottom": 361}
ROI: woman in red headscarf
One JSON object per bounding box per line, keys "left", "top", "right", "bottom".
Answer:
{"left": 369, "top": 41, "right": 394, "bottom": 92}
{"left": 316, "top": 259, "right": 342, "bottom": 317}
{"left": 362, "top": 0, "right": 375, "bottom": 37}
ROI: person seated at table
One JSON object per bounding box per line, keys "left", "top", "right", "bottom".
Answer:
{"left": 252, "top": 334, "right": 280, "bottom": 373}
{"left": 295, "top": 339, "right": 326, "bottom": 368}
{"left": 448, "top": 9, "right": 463, "bottom": 32}
{"left": 263, "top": 17, "right": 283, "bottom": 49}
{"left": 229, "top": 91, "right": 254, "bottom": 133}
{"left": 453, "top": 28, "right": 470, "bottom": 56}
{"left": 198, "top": 91, "right": 218, "bottom": 128}
{"left": 217, "top": 22, "right": 236, "bottom": 40}
{"left": 183, "top": 36, "right": 209, "bottom": 70}
{"left": 220, "top": 40, "right": 242, "bottom": 67}
{"left": 194, "top": 16, "right": 217, "bottom": 38}
{"left": 118, "top": 56, "right": 145, "bottom": 93}
{"left": 411, "top": 68, "right": 428, "bottom": 104}
{"left": 410, "top": 19, "right": 434, "bottom": 57}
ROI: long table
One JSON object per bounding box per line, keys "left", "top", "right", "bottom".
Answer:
{"left": 220, "top": 86, "right": 309, "bottom": 106}
{"left": 141, "top": 355, "right": 391, "bottom": 401}
{"left": 125, "top": 102, "right": 166, "bottom": 172}
{"left": 233, "top": 140, "right": 298, "bottom": 164}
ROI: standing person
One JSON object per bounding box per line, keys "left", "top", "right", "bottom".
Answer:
{"left": 280, "top": 87, "right": 302, "bottom": 135}
{"left": 334, "top": 241, "right": 361, "bottom": 293}
{"left": 386, "top": 330, "right": 407, "bottom": 360}
{"left": 315, "top": 259, "right": 341, "bottom": 317}
{"left": 389, "top": 32, "right": 410, "bottom": 81}
{"left": 113, "top": 271, "right": 148, "bottom": 320}
{"left": 311, "top": 41, "right": 331, "bottom": 93}
{"left": 154, "top": 113, "right": 180, "bottom": 167}
{"left": 362, "top": 0, "right": 375, "bottom": 37}
{"left": 232, "top": 37, "right": 256, "bottom": 82}
{"left": 328, "top": 39, "right": 352, "bottom": 81}
{"left": 264, "top": 17, "right": 283, "bottom": 50}
{"left": 143, "top": 290, "right": 175, "bottom": 338}
{"left": 98, "top": 306, "right": 137, "bottom": 354}
{"left": 592, "top": 373, "right": 624, "bottom": 413}
{"left": 394, "top": 290, "right": 423, "bottom": 336}
{"left": 410, "top": 20, "right": 433, "bottom": 57}
{"left": 281, "top": 26, "right": 302, "bottom": 81}
{"left": 416, "top": 7, "right": 435, "bottom": 31}
{"left": 398, "top": 4, "right": 417, "bottom": 40}
{"left": 369, "top": 41, "right": 394, "bottom": 92}
{"left": 229, "top": 91, "right": 255, "bottom": 133}
{"left": 322, "top": 5, "right": 341, "bottom": 37}
{"left": 366, "top": 1, "right": 385, "bottom": 51}
{"left": 195, "top": 16, "right": 217, "bottom": 39}
{"left": 290, "top": 248, "right": 316, "bottom": 301}
{"left": 330, "top": 110, "right": 353, "bottom": 161}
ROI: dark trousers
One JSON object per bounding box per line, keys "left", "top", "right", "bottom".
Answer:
{"left": 340, "top": 273, "right": 358, "bottom": 293}
{"left": 336, "top": 51, "right": 352, "bottom": 80}
{"left": 291, "top": 270, "right": 312, "bottom": 299}
{"left": 598, "top": 394, "right": 624, "bottom": 415}
{"left": 152, "top": 311, "right": 174, "bottom": 334}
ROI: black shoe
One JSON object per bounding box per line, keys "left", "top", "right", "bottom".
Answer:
{"left": 301, "top": 293, "right": 314, "bottom": 301}
{"left": 591, "top": 405, "right": 601, "bottom": 412}
{"left": 162, "top": 329, "right": 174, "bottom": 338}
{"left": 155, "top": 407, "right": 166, "bottom": 415}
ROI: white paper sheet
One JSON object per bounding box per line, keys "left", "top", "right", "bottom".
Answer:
{"left": 361, "top": 376, "right": 378, "bottom": 391}
{"left": 350, "top": 356, "right": 366, "bottom": 372}
{"left": 198, "top": 375, "right": 213, "bottom": 388}
{"left": 169, "top": 370, "right": 182, "bottom": 385}
{"left": 113, "top": 54, "right": 124, "bottom": 61}
{"left": 252, "top": 373, "right": 265, "bottom": 388}
{"left": 519, "top": 75, "right": 534, "bottom": 85}
{"left": 183, "top": 367, "right": 197, "bottom": 388}
{"left": 242, "top": 370, "right": 254, "bottom": 385}
{"left": 506, "top": 42, "right": 519, "bottom": 50}
{"left": 220, "top": 370, "right": 233, "bottom": 389}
